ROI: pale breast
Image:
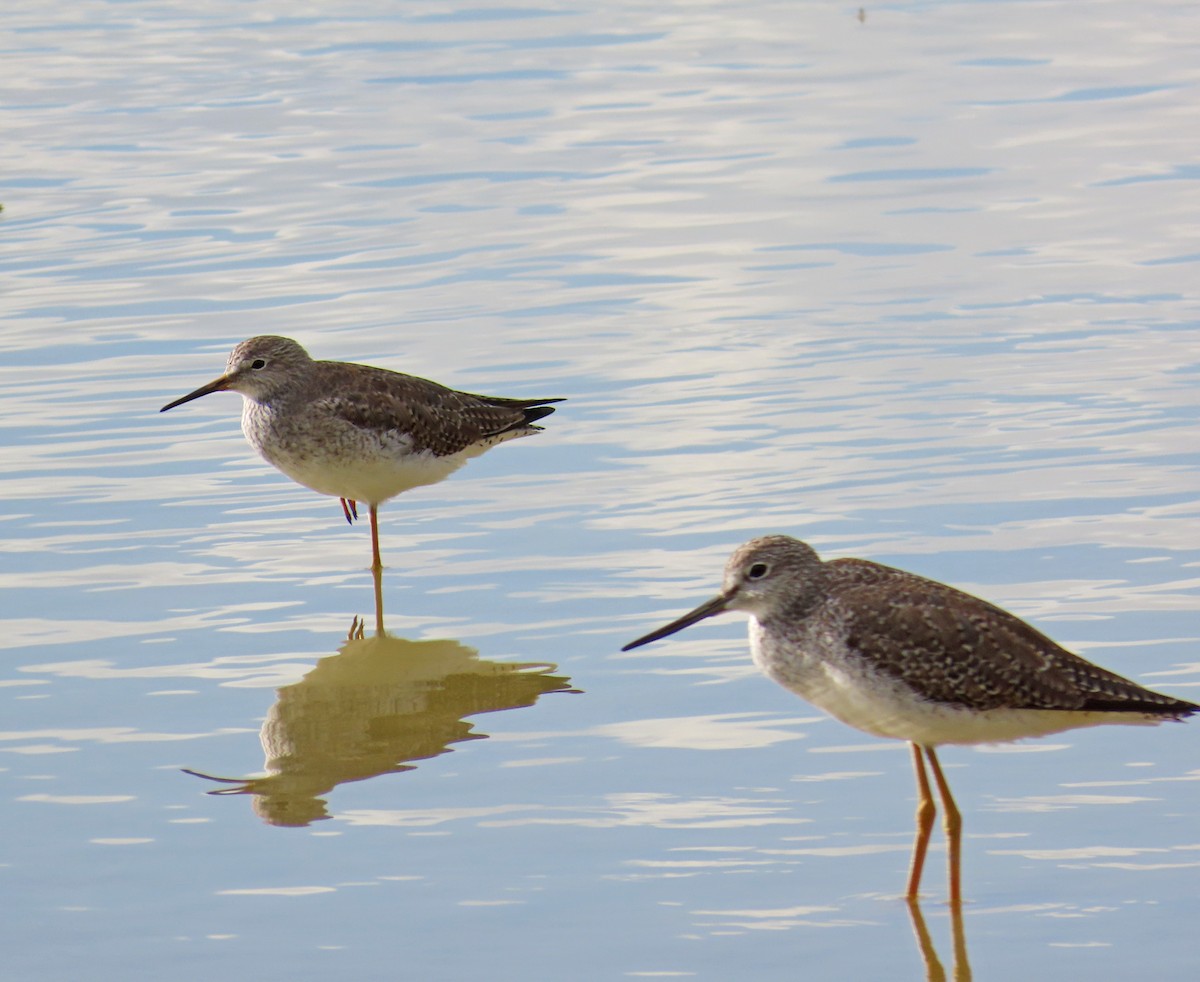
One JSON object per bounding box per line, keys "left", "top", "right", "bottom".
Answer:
{"left": 241, "top": 398, "right": 474, "bottom": 503}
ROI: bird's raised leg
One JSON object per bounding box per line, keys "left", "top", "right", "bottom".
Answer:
{"left": 369, "top": 503, "right": 382, "bottom": 575}
{"left": 925, "top": 747, "right": 963, "bottom": 906}
{"left": 906, "top": 742, "right": 938, "bottom": 901}
{"left": 340, "top": 498, "right": 359, "bottom": 524}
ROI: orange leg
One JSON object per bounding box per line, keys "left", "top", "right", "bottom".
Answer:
{"left": 371, "top": 561, "right": 385, "bottom": 637}
{"left": 369, "top": 503, "right": 382, "bottom": 574}
{"left": 340, "top": 498, "right": 359, "bottom": 524}
{"left": 924, "top": 747, "right": 963, "bottom": 906}
{"left": 906, "top": 742, "right": 938, "bottom": 901}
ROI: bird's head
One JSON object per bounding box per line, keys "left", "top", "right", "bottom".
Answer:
{"left": 622, "top": 535, "right": 826, "bottom": 650}
{"left": 160, "top": 336, "right": 313, "bottom": 411}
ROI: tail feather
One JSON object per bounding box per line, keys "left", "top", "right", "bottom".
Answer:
{"left": 479, "top": 395, "right": 564, "bottom": 428}
{"left": 522, "top": 404, "right": 559, "bottom": 425}
{"left": 471, "top": 395, "right": 564, "bottom": 439}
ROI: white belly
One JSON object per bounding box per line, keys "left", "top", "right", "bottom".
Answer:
{"left": 269, "top": 447, "right": 471, "bottom": 504}
{"left": 241, "top": 400, "right": 478, "bottom": 504}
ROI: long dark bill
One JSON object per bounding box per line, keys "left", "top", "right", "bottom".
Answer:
{"left": 621, "top": 592, "right": 732, "bottom": 651}
{"left": 160, "top": 375, "right": 231, "bottom": 412}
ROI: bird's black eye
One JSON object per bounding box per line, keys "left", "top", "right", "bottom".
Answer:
{"left": 747, "top": 562, "right": 769, "bottom": 580}
{"left": 250, "top": 359, "right": 267, "bottom": 370}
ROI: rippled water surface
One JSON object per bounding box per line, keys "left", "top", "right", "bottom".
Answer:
{"left": 3, "top": 1, "right": 1199, "bottom": 979}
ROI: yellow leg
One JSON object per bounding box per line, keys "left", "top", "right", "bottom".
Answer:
{"left": 907, "top": 742, "right": 937, "bottom": 901}
{"left": 925, "top": 747, "right": 963, "bottom": 906}
{"left": 369, "top": 503, "right": 382, "bottom": 574}
{"left": 371, "top": 561, "right": 385, "bottom": 637}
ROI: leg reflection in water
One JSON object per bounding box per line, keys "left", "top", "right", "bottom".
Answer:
{"left": 907, "top": 897, "right": 971, "bottom": 982}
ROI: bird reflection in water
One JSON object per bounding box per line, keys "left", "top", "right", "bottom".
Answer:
{"left": 184, "top": 612, "right": 575, "bottom": 826}
{"left": 908, "top": 899, "right": 971, "bottom": 982}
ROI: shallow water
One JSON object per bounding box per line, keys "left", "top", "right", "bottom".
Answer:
{"left": 3, "top": 1, "right": 1199, "bottom": 979}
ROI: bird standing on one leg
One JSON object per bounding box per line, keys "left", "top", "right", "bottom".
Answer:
{"left": 161, "top": 336, "right": 563, "bottom": 572}
{"left": 622, "top": 535, "right": 1198, "bottom": 903}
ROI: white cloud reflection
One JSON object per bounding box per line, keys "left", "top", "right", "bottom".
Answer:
{"left": 340, "top": 792, "right": 803, "bottom": 832}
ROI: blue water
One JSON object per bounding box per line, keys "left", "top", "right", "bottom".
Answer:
{"left": 2, "top": 1, "right": 1199, "bottom": 979}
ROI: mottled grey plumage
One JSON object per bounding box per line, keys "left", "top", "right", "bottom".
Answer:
{"left": 623, "top": 534, "right": 1196, "bottom": 901}
{"left": 809, "top": 555, "right": 1193, "bottom": 717}
{"left": 160, "top": 335, "right": 563, "bottom": 569}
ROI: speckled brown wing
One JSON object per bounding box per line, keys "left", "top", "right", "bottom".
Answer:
{"left": 824, "top": 558, "right": 1196, "bottom": 716}
{"left": 307, "top": 361, "right": 562, "bottom": 457}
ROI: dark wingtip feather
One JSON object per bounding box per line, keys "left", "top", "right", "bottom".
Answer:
{"left": 523, "top": 404, "right": 560, "bottom": 425}
{"left": 1166, "top": 698, "right": 1199, "bottom": 719}
{"left": 1080, "top": 693, "right": 1200, "bottom": 718}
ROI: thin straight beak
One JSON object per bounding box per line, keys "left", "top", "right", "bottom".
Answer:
{"left": 160, "top": 375, "right": 232, "bottom": 412}
{"left": 621, "top": 592, "right": 733, "bottom": 651}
